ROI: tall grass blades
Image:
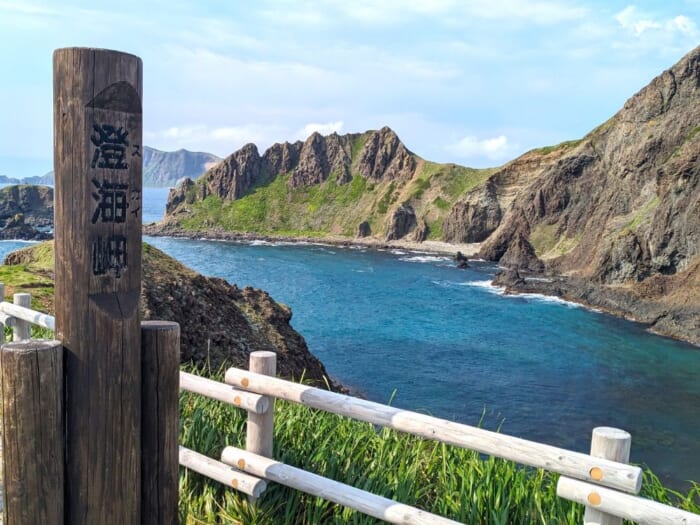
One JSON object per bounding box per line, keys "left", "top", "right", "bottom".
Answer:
{"left": 179, "top": 369, "right": 699, "bottom": 524}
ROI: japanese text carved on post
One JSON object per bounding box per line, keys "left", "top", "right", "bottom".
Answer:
{"left": 54, "top": 48, "right": 143, "bottom": 524}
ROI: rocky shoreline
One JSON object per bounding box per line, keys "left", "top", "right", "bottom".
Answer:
{"left": 143, "top": 223, "right": 483, "bottom": 257}
{"left": 144, "top": 224, "right": 700, "bottom": 348}
{"left": 494, "top": 268, "right": 700, "bottom": 347}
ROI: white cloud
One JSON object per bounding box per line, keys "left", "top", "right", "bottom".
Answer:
{"left": 297, "top": 121, "right": 344, "bottom": 139}
{"left": 615, "top": 5, "right": 698, "bottom": 37}
{"left": 447, "top": 135, "right": 516, "bottom": 161}
{"left": 0, "top": 0, "right": 56, "bottom": 15}
{"left": 145, "top": 124, "right": 272, "bottom": 156}
{"left": 323, "top": 0, "right": 585, "bottom": 26}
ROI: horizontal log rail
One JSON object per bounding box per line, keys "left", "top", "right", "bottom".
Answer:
{"left": 2, "top": 289, "right": 699, "bottom": 524}
{"left": 0, "top": 300, "right": 55, "bottom": 331}
{"left": 180, "top": 371, "right": 269, "bottom": 414}
{"left": 221, "top": 446, "right": 462, "bottom": 525}
{"left": 557, "top": 477, "right": 700, "bottom": 525}
{"left": 179, "top": 446, "right": 267, "bottom": 498}
{"left": 225, "top": 367, "right": 642, "bottom": 494}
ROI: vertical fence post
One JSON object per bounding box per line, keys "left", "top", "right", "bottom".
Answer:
{"left": 12, "top": 293, "right": 30, "bottom": 341}
{"left": 141, "top": 321, "right": 180, "bottom": 525}
{"left": 1, "top": 340, "right": 64, "bottom": 524}
{"left": 583, "top": 427, "right": 632, "bottom": 525}
{"left": 247, "top": 351, "right": 276, "bottom": 460}
{"left": 54, "top": 47, "right": 143, "bottom": 524}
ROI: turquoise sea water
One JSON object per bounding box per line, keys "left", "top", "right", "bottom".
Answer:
{"left": 0, "top": 187, "right": 698, "bottom": 489}
{"left": 141, "top": 237, "right": 700, "bottom": 489}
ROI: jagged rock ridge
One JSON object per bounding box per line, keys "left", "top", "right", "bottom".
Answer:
{"left": 162, "top": 126, "right": 431, "bottom": 240}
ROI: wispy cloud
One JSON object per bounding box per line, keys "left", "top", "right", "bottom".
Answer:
{"left": 297, "top": 121, "right": 344, "bottom": 139}
{"left": 0, "top": 0, "right": 56, "bottom": 15}
{"left": 447, "top": 135, "right": 517, "bottom": 162}
{"left": 615, "top": 5, "right": 698, "bottom": 38}
{"left": 145, "top": 124, "right": 274, "bottom": 156}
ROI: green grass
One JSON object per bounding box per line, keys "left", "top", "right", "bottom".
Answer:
{"left": 376, "top": 182, "right": 396, "bottom": 215}
{"left": 621, "top": 196, "right": 660, "bottom": 233}
{"left": 179, "top": 369, "right": 700, "bottom": 524}
{"left": 181, "top": 173, "right": 374, "bottom": 237}
{"left": 529, "top": 139, "right": 583, "bottom": 156}
{"left": 529, "top": 224, "right": 581, "bottom": 260}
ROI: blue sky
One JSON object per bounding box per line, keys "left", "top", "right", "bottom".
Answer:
{"left": 1, "top": 1, "right": 698, "bottom": 178}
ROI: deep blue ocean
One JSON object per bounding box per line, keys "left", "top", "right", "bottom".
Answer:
{"left": 1, "top": 186, "right": 698, "bottom": 489}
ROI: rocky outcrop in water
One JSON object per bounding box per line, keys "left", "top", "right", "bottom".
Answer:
{"left": 0, "top": 185, "right": 53, "bottom": 239}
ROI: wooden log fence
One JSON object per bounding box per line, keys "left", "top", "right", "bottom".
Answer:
{"left": 224, "top": 367, "right": 643, "bottom": 493}
{"left": 221, "top": 446, "right": 462, "bottom": 525}
{"left": 1, "top": 292, "right": 699, "bottom": 524}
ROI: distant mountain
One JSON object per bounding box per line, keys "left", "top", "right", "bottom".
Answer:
{"left": 143, "top": 147, "right": 221, "bottom": 187}
{"left": 29, "top": 147, "right": 221, "bottom": 188}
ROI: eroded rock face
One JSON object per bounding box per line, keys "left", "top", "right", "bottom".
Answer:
{"left": 473, "top": 45, "right": 700, "bottom": 288}
{"left": 356, "top": 220, "right": 371, "bottom": 238}
{"left": 202, "top": 143, "right": 263, "bottom": 201}
{"left": 0, "top": 185, "right": 53, "bottom": 240}
{"left": 291, "top": 132, "right": 334, "bottom": 187}
{"left": 0, "top": 185, "right": 53, "bottom": 228}
{"left": 385, "top": 203, "right": 417, "bottom": 240}
{"left": 443, "top": 180, "right": 502, "bottom": 243}
{"left": 163, "top": 127, "right": 420, "bottom": 225}
{"left": 357, "top": 126, "right": 417, "bottom": 181}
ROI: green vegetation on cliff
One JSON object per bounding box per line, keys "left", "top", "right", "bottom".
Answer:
{"left": 173, "top": 157, "right": 494, "bottom": 242}
{"left": 161, "top": 127, "right": 495, "bottom": 242}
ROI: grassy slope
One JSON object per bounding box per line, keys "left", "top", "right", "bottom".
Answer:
{"left": 173, "top": 142, "right": 495, "bottom": 240}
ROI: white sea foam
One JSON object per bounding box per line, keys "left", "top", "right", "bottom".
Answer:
{"left": 0, "top": 239, "right": 39, "bottom": 244}
{"left": 461, "top": 280, "right": 506, "bottom": 295}
{"left": 517, "top": 292, "right": 582, "bottom": 308}
{"left": 390, "top": 249, "right": 408, "bottom": 255}
{"left": 400, "top": 255, "right": 452, "bottom": 264}
{"left": 463, "top": 280, "right": 584, "bottom": 308}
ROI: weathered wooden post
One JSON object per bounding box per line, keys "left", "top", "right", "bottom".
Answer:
{"left": 12, "top": 293, "right": 31, "bottom": 341}
{"left": 246, "top": 351, "right": 277, "bottom": 459}
{"left": 0, "top": 283, "right": 5, "bottom": 344}
{"left": 141, "top": 321, "right": 180, "bottom": 525}
{"left": 1, "top": 340, "right": 64, "bottom": 524}
{"left": 54, "top": 47, "right": 143, "bottom": 523}
{"left": 583, "top": 427, "right": 632, "bottom": 525}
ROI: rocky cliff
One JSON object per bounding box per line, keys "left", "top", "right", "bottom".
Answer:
{"left": 160, "top": 126, "right": 491, "bottom": 241}
{"left": 452, "top": 46, "right": 700, "bottom": 344}
{"left": 0, "top": 185, "right": 53, "bottom": 240}
{"left": 2, "top": 242, "right": 335, "bottom": 386}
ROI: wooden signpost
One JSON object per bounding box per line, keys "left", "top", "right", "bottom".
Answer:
{"left": 53, "top": 47, "right": 143, "bottom": 524}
